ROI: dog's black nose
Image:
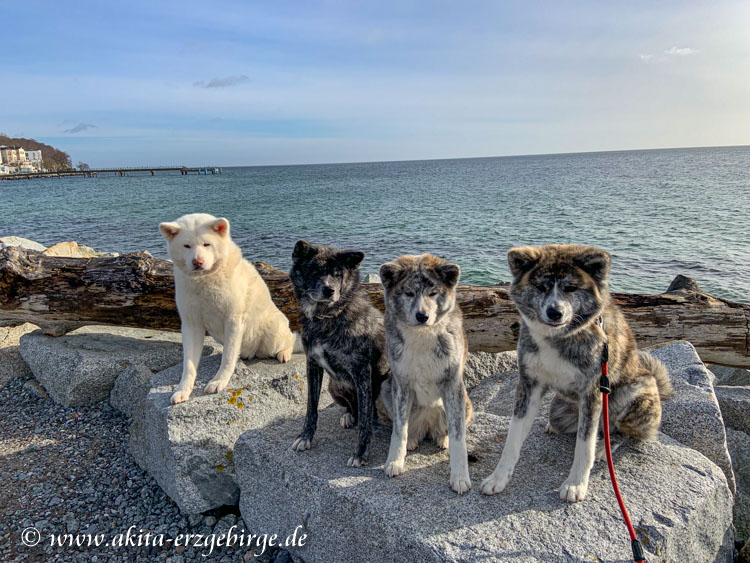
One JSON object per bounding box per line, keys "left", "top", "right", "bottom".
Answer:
{"left": 415, "top": 312, "right": 429, "bottom": 324}
{"left": 546, "top": 306, "right": 563, "bottom": 321}
{"left": 322, "top": 287, "right": 334, "bottom": 298}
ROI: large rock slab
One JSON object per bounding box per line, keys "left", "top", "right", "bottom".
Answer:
{"left": 19, "top": 326, "right": 188, "bottom": 406}
{"left": 727, "top": 428, "right": 750, "bottom": 542}
{"left": 109, "top": 364, "right": 160, "bottom": 419}
{"left": 109, "top": 337, "right": 222, "bottom": 418}
{"left": 649, "top": 341, "right": 736, "bottom": 494}
{"left": 0, "top": 235, "right": 45, "bottom": 252}
{"left": 715, "top": 385, "right": 750, "bottom": 435}
{"left": 129, "top": 354, "right": 333, "bottom": 514}
{"left": 469, "top": 370, "right": 555, "bottom": 420}
{"left": 236, "top": 409, "right": 733, "bottom": 562}
{"left": 471, "top": 342, "right": 736, "bottom": 493}
{"left": 0, "top": 323, "right": 37, "bottom": 389}
{"left": 463, "top": 350, "right": 518, "bottom": 389}
{"left": 709, "top": 364, "right": 750, "bottom": 387}
{"left": 469, "top": 342, "right": 735, "bottom": 493}
{"left": 41, "top": 240, "right": 118, "bottom": 258}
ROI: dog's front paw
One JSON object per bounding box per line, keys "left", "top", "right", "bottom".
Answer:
{"left": 544, "top": 422, "right": 559, "bottom": 434}
{"left": 435, "top": 434, "right": 449, "bottom": 450}
{"left": 276, "top": 348, "right": 292, "bottom": 363}
{"left": 450, "top": 472, "right": 471, "bottom": 494}
{"left": 406, "top": 438, "right": 419, "bottom": 451}
{"left": 385, "top": 458, "right": 405, "bottom": 477}
{"left": 204, "top": 378, "right": 229, "bottom": 395}
{"left": 170, "top": 388, "right": 192, "bottom": 404}
{"left": 480, "top": 468, "right": 512, "bottom": 495}
{"left": 340, "top": 412, "right": 355, "bottom": 428}
{"left": 560, "top": 477, "right": 589, "bottom": 502}
{"left": 347, "top": 455, "right": 367, "bottom": 468}
{"left": 291, "top": 436, "right": 312, "bottom": 452}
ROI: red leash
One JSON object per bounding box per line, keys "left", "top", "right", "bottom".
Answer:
{"left": 600, "top": 341, "right": 646, "bottom": 563}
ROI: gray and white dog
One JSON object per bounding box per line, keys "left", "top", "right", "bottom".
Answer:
{"left": 481, "top": 244, "right": 672, "bottom": 502}
{"left": 379, "top": 254, "right": 473, "bottom": 494}
{"left": 289, "top": 240, "right": 390, "bottom": 467}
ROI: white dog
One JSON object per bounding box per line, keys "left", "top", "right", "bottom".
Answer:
{"left": 159, "top": 213, "right": 297, "bottom": 404}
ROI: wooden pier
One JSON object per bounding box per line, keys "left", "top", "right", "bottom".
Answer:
{"left": 0, "top": 166, "right": 222, "bottom": 181}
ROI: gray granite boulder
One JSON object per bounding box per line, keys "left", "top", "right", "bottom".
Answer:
{"left": 0, "top": 323, "right": 37, "bottom": 389}
{"left": 727, "top": 428, "right": 750, "bottom": 542}
{"left": 649, "top": 341, "right": 736, "bottom": 494}
{"left": 110, "top": 364, "right": 160, "bottom": 419}
{"left": 0, "top": 235, "right": 46, "bottom": 251}
{"left": 129, "top": 353, "right": 333, "bottom": 514}
{"left": 487, "top": 344, "right": 740, "bottom": 494}
{"left": 715, "top": 385, "right": 750, "bottom": 435}
{"left": 469, "top": 370, "right": 555, "bottom": 420}
{"left": 463, "top": 350, "right": 518, "bottom": 389}
{"left": 709, "top": 364, "right": 750, "bottom": 387}
{"left": 236, "top": 409, "right": 733, "bottom": 562}
{"left": 109, "top": 338, "right": 222, "bottom": 418}
{"left": 470, "top": 342, "right": 736, "bottom": 493}
{"left": 19, "top": 326, "right": 188, "bottom": 406}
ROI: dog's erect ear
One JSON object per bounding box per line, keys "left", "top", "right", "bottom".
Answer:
{"left": 159, "top": 222, "right": 181, "bottom": 241}
{"left": 337, "top": 251, "right": 365, "bottom": 270}
{"left": 210, "top": 217, "right": 230, "bottom": 237}
{"left": 435, "top": 263, "right": 461, "bottom": 288}
{"left": 380, "top": 261, "right": 403, "bottom": 289}
{"left": 292, "top": 240, "right": 318, "bottom": 263}
{"left": 574, "top": 247, "right": 611, "bottom": 285}
{"left": 507, "top": 247, "right": 540, "bottom": 278}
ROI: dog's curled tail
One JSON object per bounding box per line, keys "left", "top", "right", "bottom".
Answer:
{"left": 639, "top": 351, "right": 674, "bottom": 400}
{"left": 292, "top": 331, "right": 305, "bottom": 354}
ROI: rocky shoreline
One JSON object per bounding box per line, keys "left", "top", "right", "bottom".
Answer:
{"left": 1, "top": 237, "right": 749, "bottom": 562}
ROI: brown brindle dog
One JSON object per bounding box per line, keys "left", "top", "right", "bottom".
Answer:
{"left": 481, "top": 244, "right": 673, "bottom": 502}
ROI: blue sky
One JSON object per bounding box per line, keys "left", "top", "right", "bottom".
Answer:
{"left": 2, "top": 1, "right": 749, "bottom": 166}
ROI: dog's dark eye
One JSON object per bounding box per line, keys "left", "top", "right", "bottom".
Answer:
{"left": 535, "top": 284, "right": 547, "bottom": 292}
{"left": 203, "top": 243, "right": 211, "bottom": 247}
{"left": 428, "top": 291, "right": 438, "bottom": 297}
{"left": 404, "top": 290, "right": 415, "bottom": 297}
{"left": 563, "top": 285, "right": 577, "bottom": 293}
{"left": 184, "top": 244, "right": 191, "bottom": 249}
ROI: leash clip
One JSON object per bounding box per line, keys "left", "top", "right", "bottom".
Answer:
{"left": 599, "top": 338, "right": 610, "bottom": 394}
{"left": 631, "top": 538, "right": 646, "bottom": 562}
{"left": 599, "top": 372, "right": 611, "bottom": 394}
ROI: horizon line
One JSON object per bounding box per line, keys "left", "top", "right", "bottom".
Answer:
{"left": 218, "top": 142, "right": 750, "bottom": 169}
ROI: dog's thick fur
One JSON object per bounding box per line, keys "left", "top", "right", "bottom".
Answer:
{"left": 481, "top": 244, "right": 672, "bottom": 502}
{"left": 379, "top": 254, "right": 473, "bottom": 494}
{"left": 289, "top": 240, "right": 389, "bottom": 467}
{"left": 159, "top": 214, "right": 296, "bottom": 404}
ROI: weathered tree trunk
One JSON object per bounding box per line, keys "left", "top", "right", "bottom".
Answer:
{"left": 1, "top": 247, "right": 748, "bottom": 367}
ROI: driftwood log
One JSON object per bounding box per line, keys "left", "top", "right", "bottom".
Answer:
{"left": 1, "top": 246, "right": 748, "bottom": 368}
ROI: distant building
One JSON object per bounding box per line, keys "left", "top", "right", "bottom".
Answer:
{"left": 0, "top": 164, "right": 10, "bottom": 175}
{"left": 0, "top": 146, "right": 26, "bottom": 166}
{"left": 25, "top": 150, "right": 43, "bottom": 170}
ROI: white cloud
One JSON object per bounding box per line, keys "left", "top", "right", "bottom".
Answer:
{"left": 639, "top": 47, "right": 697, "bottom": 64}
{"left": 664, "top": 46, "right": 696, "bottom": 56}
{"left": 63, "top": 122, "right": 96, "bottom": 134}
{"left": 193, "top": 75, "right": 249, "bottom": 88}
